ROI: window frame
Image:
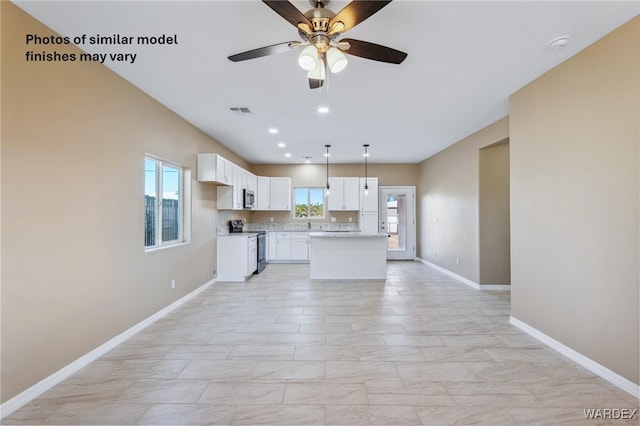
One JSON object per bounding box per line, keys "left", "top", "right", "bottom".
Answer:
{"left": 144, "top": 155, "right": 187, "bottom": 251}
{"left": 293, "top": 187, "right": 325, "bottom": 219}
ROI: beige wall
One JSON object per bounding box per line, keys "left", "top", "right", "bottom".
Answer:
{"left": 417, "top": 117, "right": 509, "bottom": 283}
{"left": 0, "top": 3, "right": 235, "bottom": 402}
{"left": 479, "top": 140, "right": 510, "bottom": 285}
{"left": 250, "top": 163, "right": 418, "bottom": 224}
{"left": 510, "top": 16, "right": 639, "bottom": 384}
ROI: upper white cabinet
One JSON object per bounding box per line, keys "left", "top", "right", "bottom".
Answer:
{"left": 257, "top": 176, "right": 270, "bottom": 210}
{"left": 328, "top": 177, "right": 360, "bottom": 211}
{"left": 197, "top": 153, "right": 233, "bottom": 185}
{"left": 360, "top": 177, "right": 379, "bottom": 234}
{"left": 268, "top": 177, "right": 292, "bottom": 211}
{"left": 360, "top": 177, "right": 379, "bottom": 212}
{"left": 197, "top": 153, "right": 289, "bottom": 212}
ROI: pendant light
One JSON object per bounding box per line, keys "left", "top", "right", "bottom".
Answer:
{"left": 324, "top": 144, "right": 331, "bottom": 196}
{"left": 363, "top": 144, "right": 370, "bottom": 195}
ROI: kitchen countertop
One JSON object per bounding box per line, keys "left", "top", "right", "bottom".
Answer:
{"left": 308, "top": 231, "right": 388, "bottom": 238}
{"left": 244, "top": 222, "right": 359, "bottom": 232}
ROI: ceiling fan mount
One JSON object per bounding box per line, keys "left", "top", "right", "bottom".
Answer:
{"left": 228, "top": 0, "right": 407, "bottom": 89}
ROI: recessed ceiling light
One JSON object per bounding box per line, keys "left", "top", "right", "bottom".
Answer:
{"left": 548, "top": 35, "right": 570, "bottom": 50}
{"left": 268, "top": 128, "right": 279, "bottom": 134}
{"left": 284, "top": 152, "right": 292, "bottom": 158}
{"left": 277, "top": 142, "right": 286, "bottom": 148}
{"left": 317, "top": 106, "right": 330, "bottom": 114}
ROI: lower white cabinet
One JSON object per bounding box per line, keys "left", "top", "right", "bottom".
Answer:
{"left": 217, "top": 234, "right": 257, "bottom": 281}
{"left": 291, "top": 233, "right": 310, "bottom": 260}
{"left": 267, "top": 231, "right": 309, "bottom": 262}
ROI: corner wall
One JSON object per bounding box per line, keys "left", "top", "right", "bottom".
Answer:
{"left": 0, "top": 3, "right": 235, "bottom": 402}
{"left": 417, "top": 118, "right": 509, "bottom": 283}
{"left": 479, "top": 141, "right": 510, "bottom": 285}
{"left": 510, "top": 16, "right": 639, "bottom": 384}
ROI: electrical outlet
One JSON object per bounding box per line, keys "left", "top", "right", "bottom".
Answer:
{"left": 171, "top": 279, "right": 176, "bottom": 289}
{"left": 348, "top": 217, "right": 352, "bottom": 222}
{"left": 456, "top": 258, "right": 460, "bottom": 265}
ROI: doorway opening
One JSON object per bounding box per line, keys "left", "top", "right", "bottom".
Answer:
{"left": 380, "top": 186, "right": 416, "bottom": 260}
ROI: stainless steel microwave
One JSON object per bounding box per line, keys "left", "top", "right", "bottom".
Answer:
{"left": 243, "top": 189, "right": 255, "bottom": 209}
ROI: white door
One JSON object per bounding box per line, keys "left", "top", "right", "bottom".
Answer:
{"left": 379, "top": 186, "right": 416, "bottom": 260}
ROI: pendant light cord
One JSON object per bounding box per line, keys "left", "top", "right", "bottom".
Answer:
{"left": 325, "top": 144, "right": 331, "bottom": 193}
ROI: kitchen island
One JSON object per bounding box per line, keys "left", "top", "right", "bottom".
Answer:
{"left": 308, "top": 232, "right": 388, "bottom": 280}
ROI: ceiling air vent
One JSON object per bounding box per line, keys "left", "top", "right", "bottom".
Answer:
{"left": 229, "top": 107, "right": 252, "bottom": 114}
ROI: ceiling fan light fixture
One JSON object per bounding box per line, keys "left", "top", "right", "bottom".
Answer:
{"left": 308, "top": 57, "right": 326, "bottom": 81}
{"left": 298, "top": 45, "right": 319, "bottom": 71}
{"left": 327, "top": 47, "right": 348, "bottom": 73}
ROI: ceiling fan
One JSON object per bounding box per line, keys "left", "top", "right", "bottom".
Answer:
{"left": 228, "top": 0, "right": 408, "bottom": 89}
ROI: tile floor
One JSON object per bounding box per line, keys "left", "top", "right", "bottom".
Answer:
{"left": 4, "top": 262, "right": 638, "bottom": 425}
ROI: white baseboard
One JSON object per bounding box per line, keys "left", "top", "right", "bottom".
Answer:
{"left": 510, "top": 316, "right": 639, "bottom": 399}
{"left": 0, "top": 278, "right": 216, "bottom": 419}
{"left": 417, "top": 258, "right": 511, "bottom": 291}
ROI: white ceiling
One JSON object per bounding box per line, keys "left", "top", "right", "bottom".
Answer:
{"left": 15, "top": 1, "right": 639, "bottom": 164}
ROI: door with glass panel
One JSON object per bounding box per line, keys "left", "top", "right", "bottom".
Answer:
{"left": 379, "top": 186, "right": 416, "bottom": 260}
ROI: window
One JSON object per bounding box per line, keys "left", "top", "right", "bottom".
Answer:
{"left": 145, "top": 156, "right": 184, "bottom": 248}
{"left": 294, "top": 187, "right": 325, "bottom": 218}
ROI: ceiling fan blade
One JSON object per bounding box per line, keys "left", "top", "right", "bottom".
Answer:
{"left": 228, "top": 41, "right": 300, "bottom": 62}
{"left": 309, "top": 78, "right": 324, "bottom": 90}
{"left": 339, "top": 38, "right": 407, "bottom": 64}
{"left": 329, "top": 1, "right": 392, "bottom": 33}
{"left": 262, "top": 1, "right": 312, "bottom": 29}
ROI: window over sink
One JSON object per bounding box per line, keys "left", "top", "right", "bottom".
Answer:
{"left": 294, "top": 187, "right": 325, "bottom": 219}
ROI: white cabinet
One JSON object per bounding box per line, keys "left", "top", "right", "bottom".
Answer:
{"left": 197, "top": 153, "right": 232, "bottom": 184}
{"left": 217, "top": 155, "right": 233, "bottom": 184}
{"left": 217, "top": 165, "right": 259, "bottom": 210}
{"left": 257, "top": 176, "right": 270, "bottom": 210}
{"left": 328, "top": 177, "right": 360, "bottom": 211}
{"left": 275, "top": 232, "right": 292, "bottom": 260}
{"left": 267, "top": 231, "right": 309, "bottom": 262}
{"left": 255, "top": 177, "right": 291, "bottom": 211}
{"left": 233, "top": 165, "right": 244, "bottom": 210}
{"left": 246, "top": 172, "right": 257, "bottom": 193}
{"left": 267, "top": 231, "right": 277, "bottom": 261}
{"left": 268, "top": 177, "right": 292, "bottom": 211}
{"left": 247, "top": 235, "right": 258, "bottom": 275}
{"left": 217, "top": 234, "right": 257, "bottom": 282}
{"left": 360, "top": 177, "right": 379, "bottom": 234}
{"left": 291, "top": 233, "right": 310, "bottom": 260}
{"left": 217, "top": 165, "right": 243, "bottom": 210}
{"left": 360, "top": 177, "right": 379, "bottom": 212}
